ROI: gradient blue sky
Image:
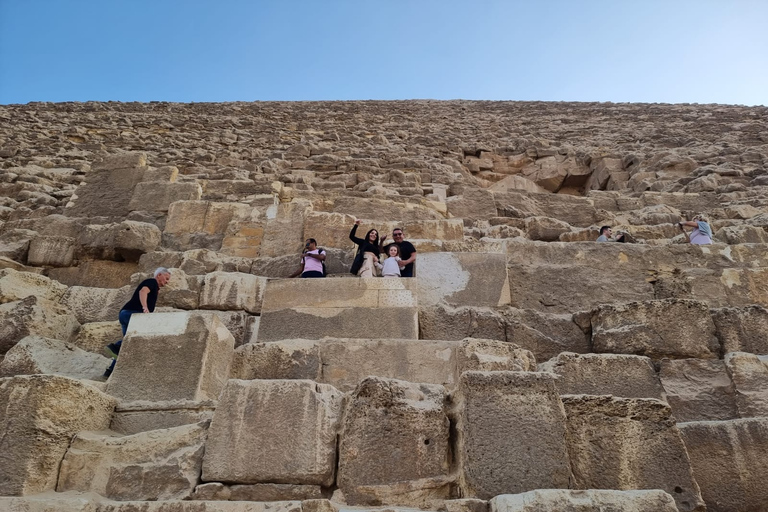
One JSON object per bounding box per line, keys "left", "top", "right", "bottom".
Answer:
{"left": 1, "top": 0, "right": 767, "bottom": 105}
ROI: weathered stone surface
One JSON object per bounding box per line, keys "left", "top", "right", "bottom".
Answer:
{"left": 680, "top": 418, "right": 768, "bottom": 512}
{"left": 0, "top": 268, "right": 68, "bottom": 304}
{"left": 562, "top": 395, "right": 704, "bottom": 512}
{"left": 0, "top": 335, "right": 110, "bottom": 380}
{"left": 592, "top": 299, "right": 720, "bottom": 359}
{"left": 259, "top": 278, "right": 418, "bottom": 341}
{"left": 417, "top": 252, "right": 510, "bottom": 307}
{"left": 229, "top": 484, "right": 322, "bottom": 502}
{"left": 106, "top": 312, "right": 234, "bottom": 402}
{"left": 102, "top": 499, "right": 303, "bottom": 512}
{"left": 163, "top": 200, "right": 251, "bottom": 251}
{"left": 57, "top": 421, "right": 208, "bottom": 501}
{"left": 199, "top": 271, "right": 266, "bottom": 314}
{"left": 260, "top": 200, "right": 312, "bottom": 257}
{"left": 490, "top": 489, "right": 679, "bottom": 512}
{"left": 110, "top": 400, "right": 216, "bottom": 435}
{"left": 0, "top": 375, "right": 116, "bottom": 495}
{"left": 446, "top": 188, "right": 497, "bottom": 222}
{"left": 202, "top": 379, "right": 343, "bottom": 486}
{"left": 725, "top": 352, "right": 768, "bottom": 418}
{"left": 60, "top": 285, "right": 133, "bottom": 323}
{"left": 539, "top": 352, "right": 663, "bottom": 399}
{"left": 712, "top": 305, "right": 768, "bottom": 355}
{"left": 46, "top": 260, "right": 139, "bottom": 289}
{"left": 27, "top": 235, "right": 77, "bottom": 267}
{"left": 71, "top": 321, "right": 122, "bottom": 354}
{"left": 457, "top": 371, "right": 572, "bottom": 499}
{"left": 659, "top": 358, "right": 738, "bottom": 422}
{"left": 0, "top": 296, "right": 80, "bottom": 354}
{"left": 338, "top": 377, "right": 451, "bottom": 506}
{"left": 128, "top": 181, "right": 203, "bottom": 213}
{"left": 714, "top": 224, "right": 768, "bottom": 244}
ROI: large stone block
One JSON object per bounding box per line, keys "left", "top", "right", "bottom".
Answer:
{"left": 128, "top": 181, "right": 203, "bottom": 213}
{"left": 0, "top": 296, "right": 80, "bottom": 354}
{"left": 562, "top": 395, "right": 704, "bottom": 512}
{"left": 106, "top": 312, "right": 234, "bottom": 402}
{"left": 725, "top": 352, "right": 768, "bottom": 418}
{"left": 202, "top": 379, "right": 343, "bottom": 486}
{"left": 0, "top": 335, "right": 110, "bottom": 380}
{"left": 0, "top": 375, "right": 116, "bottom": 495}
{"left": 658, "top": 358, "right": 738, "bottom": 422}
{"left": 0, "top": 268, "right": 68, "bottom": 304}
{"left": 111, "top": 399, "right": 216, "bottom": 435}
{"left": 338, "top": 377, "right": 452, "bottom": 506}
{"left": 592, "top": 299, "right": 720, "bottom": 359}
{"left": 47, "top": 260, "right": 139, "bottom": 289}
{"left": 163, "top": 200, "right": 251, "bottom": 251}
{"left": 417, "top": 252, "right": 511, "bottom": 307}
{"left": 259, "top": 200, "right": 312, "bottom": 257}
{"left": 456, "top": 371, "right": 572, "bottom": 499}
{"left": 27, "top": 235, "right": 77, "bottom": 267}
{"left": 712, "top": 305, "right": 768, "bottom": 354}
{"left": 540, "top": 352, "right": 664, "bottom": 399}
{"left": 231, "top": 337, "right": 534, "bottom": 392}
{"left": 199, "top": 271, "right": 266, "bottom": 314}
{"left": 259, "top": 278, "right": 418, "bottom": 341}
{"left": 490, "top": 489, "right": 679, "bottom": 512}
{"left": 57, "top": 421, "right": 208, "bottom": 501}
{"left": 60, "top": 285, "right": 133, "bottom": 323}
{"left": 680, "top": 418, "right": 768, "bottom": 512}
{"left": 72, "top": 321, "right": 123, "bottom": 354}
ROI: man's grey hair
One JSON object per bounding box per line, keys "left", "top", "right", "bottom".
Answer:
{"left": 154, "top": 267, "right": 171, "bottom": 278}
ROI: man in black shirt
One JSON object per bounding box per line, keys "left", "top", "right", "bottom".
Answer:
{"left": 104, "top": 267, "right": 171, "bottom": 377}
{"left": 382, "top": 227, "right": 417, "bottom": 277}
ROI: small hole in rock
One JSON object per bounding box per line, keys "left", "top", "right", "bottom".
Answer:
{"left": 424, "top": 439, "right": 430, "bottom": 445}
{"left": 674, "top": 486, "right": 683, "bottom": 494}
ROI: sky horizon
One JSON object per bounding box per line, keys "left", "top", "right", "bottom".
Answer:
{"left": 2, "top": 1, "right": 767, "bottom": 106}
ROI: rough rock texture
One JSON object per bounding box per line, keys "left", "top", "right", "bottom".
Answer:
{"left": 0, "top": 335, "right": 110, "bottom": 380}
{"left": 0, "top": 269, "right": 68, "bottom": 304}
{"left": 0, "top": 375, "right": 116, "bottom": 495}
{"left": 562, "top": 395, "right": 704, "bottom": 512}
{"left": 417, "top": 252, "right": 511, "bottom": 307}
{"left": 202, "top": 379, "right": 343, "bottom": 486}
{"left": 724, "top": 351, "right": 768, "bottom": 418}
{"left": 106, "top": 311, "right": 234, "bottom": 402}
{"left": 456, "top": 371, "right": 572, "bottom": 499}
{"left": 110, "top": 400, "right": 216, "bottom": 435}
{"left": 0, "top": 295, "right": 80, "bottom": 354}
{"left": 337, "top": 377, "right": 451, "bottom": 506}
{"left": 680, "top": 418, "right": 768, "bottom": 512}
{"left": 659, "top": 358, "right": 738, "bottom": 422}
{"left": 592, "top": 299, "right": 720, "bottom": 359}
{"left": 539, "top": 352, "right": 664, "bottom": 399}
{"left": 57, "top": 421, "right": 208, "bottom": 501}
{"left": 712, "top": 305, "right": 768, "bottom": 354}
{"left": 490, "top": 489, "right": 680, "bottom": 512}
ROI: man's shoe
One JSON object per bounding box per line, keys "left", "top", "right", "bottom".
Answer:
{"left": 106, "top": 343, "right": 120, "bottom": 357}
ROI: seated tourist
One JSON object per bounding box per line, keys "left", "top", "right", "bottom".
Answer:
{"left": 596, "top": 226, "right": 626, "bottom": 243}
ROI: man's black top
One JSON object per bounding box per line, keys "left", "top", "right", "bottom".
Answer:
{"left": 385, "top": 241, "right": 416, "bottom": 277}
{"left": 122, "top": 278, "right": 160, "bottom": 312}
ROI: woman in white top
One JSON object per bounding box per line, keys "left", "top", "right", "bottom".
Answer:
{"left": 380, "top": 244, "right": 402, "bottom": 277}
{"left": 678, "top": 215, "right": 713, "bottom": 245}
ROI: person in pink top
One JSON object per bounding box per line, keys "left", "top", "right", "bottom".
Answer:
{"left": 290, "top": 238, "right": 326, "bottom": 278}
{"left": 678, "top": 214, "right": 713, "bottom": 245}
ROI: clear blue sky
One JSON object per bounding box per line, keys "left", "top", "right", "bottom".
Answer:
{"left": 1, "top": 0, "right": 767, "bottom": 105}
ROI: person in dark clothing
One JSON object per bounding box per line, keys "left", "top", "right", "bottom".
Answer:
{"left": 381, "top": 227, "right": 417, "bottom": 277}
{"left": 349, "top": 220, "right": 381, "bottom": 277}
{"left": 103, "top": 267, "right": 171, "bottom": 378}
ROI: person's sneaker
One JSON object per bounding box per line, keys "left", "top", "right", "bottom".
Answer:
{"left": 106, "top": 343, "right": 120, "bottom": 357}
{"left": 103, "top": 366, "right": 113, "bottom": 378}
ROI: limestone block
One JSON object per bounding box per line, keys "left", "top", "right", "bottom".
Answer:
{"left": 57, "top": 421, "right": 208, "bottom": 501}
{"left": 658, "top": 358, "right": 738, "bottom": 422}
{"left": 27, "top": 235, "right": 77, "bottom": 266}
{"left": 0, "top": 269, "right": 68, "bottom": 304}
{"left": 260, "top": 200, "right": 313, "bottom": 257}
{"left": 202, "top": 379, "right": 343, "bottom": 486}
{"left": 229, "top": 483, "right": 322, "bottom": 501}
{"left": 61, "top": 285, "right": 133, "bottom": 323}
{"left": 338, "top": 377, "right": 452, "bottom": 506}
{"left": 331, "top": 195, "right": 445, "bottom": 222}
{"left": 592, "top": 299, "right": 720, "bottom": 359}
{"left": 488, "top": 174, "right": 546, "bottom": 194}
{"left": 725, "top": 352, "right": 768, "bottom": 417}
{"left": 0, "top": 335, "right": 110, "bottom": 380}
{"left": 96, "top": 500, "right": 303, "bottom": 512}
{"left": 524, "top": 216, "right": 572, "bottom": 241}
{"left": 199, "top": 271, "right": 266, "bottom": 314}
{"left": 0, "top": 228, "right": 34, "bottom": 262}
{"left": 128, "top": 181, "right": 203, "bottom": 213}
{"left": 714, "top": 224, "right": 768, "bottom": 244}
{"left": 0, "top": 296, "right": 80, "bottom": 354}
{"left": 0, "top": 375, "right": 116, "bottom": 495}
{"left": 0, "top": 493, "right": 103, "bottom": 512}
{"left": 111, "top": 400, "right": 216, "bottom": 435}
{"left": 163, "top": 200, "right": 251, "bottom": 251}
{"left": 562, "top": 395, "right": 704, "bottom": 512}
{"left": 155, "top": 268, "right": 202, "bottom": 310}
{"left": 141, "top": 165, "right": 179, "bottom": 183}
{"left": 64, "top": 152, "right": 147, "bottom": 218}
{"left": 490, "top": 489, "right": 679, "bottom": 512}
{"left": 539, "top": 352, "right": 664, "bottom": 399}
{"left": 712, "top": 305, "right": 768, "bottom": 354}
{"left": 47, "top": 260, "right": 139, "bottom": 289}
{"left": 456, "top": 338, "right": 536, "bottom": 374}
{"left": 446, "top": 188, "right": 497, "bottom": 222}
{"left": 680, "top": 418, "right": 768, "bottom": 512}
{"left": 220, "top": 209, "right": 266, "bottom": 258}
{"left": 106, "top": 312, "right": 235, "bottom": 402}
{"left": 457, "top": 371, "right": 572, "bottom": 499}
{"left": 259, "top": 278, "right": 418, "bottom": 341}
{"left": 112, "top": 220, "right": 162, "bottom": 261}
{"left": 417, "top": 252, "right": 511, "bottom": 307}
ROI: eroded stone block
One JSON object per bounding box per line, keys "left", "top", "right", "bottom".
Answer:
{"left": 713, "top": 305, "right": 768, "bottom": 355}
{"left": 0, "top": 296, "right": 80, "bottom": 354}
{"left": 490, "top": 489, "right": 679, "bottom": 512}
{"left": 199, "top": 271, "right": 266, "bottom": 314}
{"left": 0, "top": 335, "right": 110, "bottom": 380}
{"left": 417, "top": 252, "right": 511, "bottom": 307}
{"left": 659, "top": 358, "right": 738, "bottom": 422}
{"left": 725, "top": 352, "right": 768, "bottom": 418}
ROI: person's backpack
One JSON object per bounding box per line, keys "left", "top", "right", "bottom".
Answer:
{"left": 318, "top": 248, "right": 327, "bottom": 276}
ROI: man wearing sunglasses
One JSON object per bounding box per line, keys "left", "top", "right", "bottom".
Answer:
{"left": 381, "top": 228, "right": 417, "bottom": 277}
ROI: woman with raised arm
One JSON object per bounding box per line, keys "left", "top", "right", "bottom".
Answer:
{"left": 349, "top": 219, "right": 381, "bottom": 277}
{"left": 677, "top": 214, "right": 713, "bottom": 245}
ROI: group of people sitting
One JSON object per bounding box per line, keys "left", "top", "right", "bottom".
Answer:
{"left": 597, "top": 214, "right": 713, "bottom": 245}
{"left": 292, "top": 220, "right": 417, "bottom": 279}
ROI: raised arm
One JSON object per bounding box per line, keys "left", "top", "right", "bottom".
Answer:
{"left": 349, "top": 222, "right": 366, "bottom": 245}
